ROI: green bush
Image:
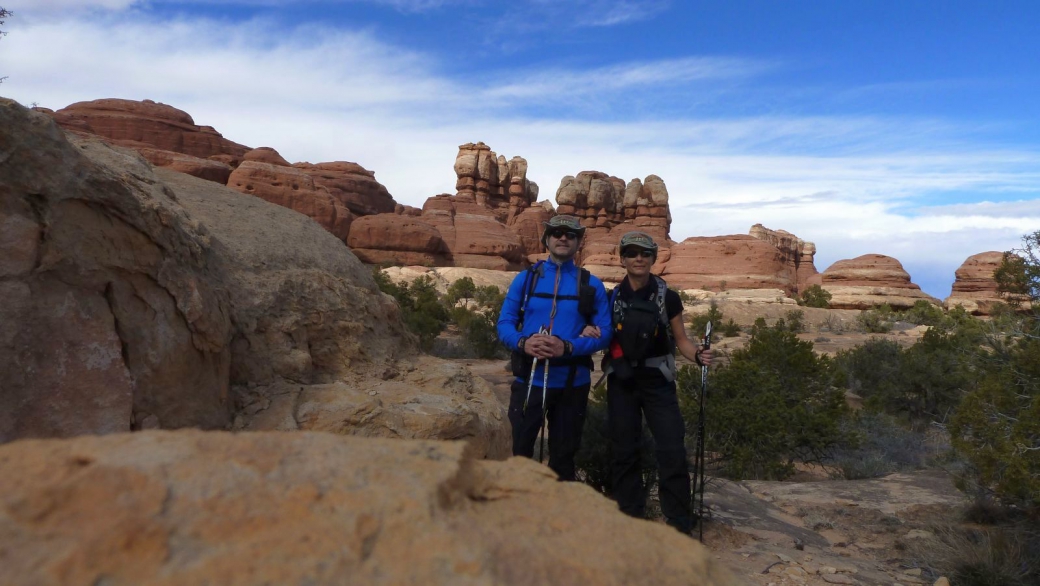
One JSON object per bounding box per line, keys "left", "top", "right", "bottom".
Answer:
{"left": 689, "top": 300, "right": 724, "bottom": 343}
{"left": 798, "top": 284, "right": 832, "bottom": 308}
{"left": 858, "top": 303, "right": 895, "bottom": 333}
{"left": 372, "top": 269, "right": 450, "bottom": 351}
{"left": 828, "top": 412, "right": 932, "bottom": 479}
{"left": 718, "top": 318, "right": 741, "bottom": 337}
{"left": 445, "top": 276, "right": 476, "bottom": 307}
{"left": 677, "top": 320, "right": 849, "bottom": 480}
{"left": 784, "top": 309, "right": 806, "bottom": 333}
{"left": 904, "top": 300, "right": 945, "bottom": 326}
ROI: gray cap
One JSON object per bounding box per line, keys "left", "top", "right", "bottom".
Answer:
{"left": 541, "top": 215, "right": 586, "bottom": 246}
{"left": 619, "top": 231, "right": 659, "bottom": 253}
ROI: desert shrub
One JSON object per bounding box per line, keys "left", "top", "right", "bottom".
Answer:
{"left": 718, "top": 319, "right": 741, "bottom": 337}
{"left": 858, "top": 303, "right": 895, "bottom": 333}
{"left": 372, "top": 270, "right": 450, "bottom": 351}
{"left": 910, "top": 524, "right": 1040, "bottom": 586}
{"left": 688, "top": 300, "right": 724, "bottom": 343}
{"left": 904, "top": 300, "right": 946, "bottom": 326}
{"left": 798, "top": 284, "right": 832, "bottom": 308}
{"left": 677, "top": 320, "right": 850, "bottom": 480}
{"left": 784, "top": 309, "right": 806, "bottom": 333}
{"left": 450, "top": 285, "right": 507, "bottom": 359}
{"left": 677, "top": 290, "right": 696, "bottom": 305}
{"left": 820, "top": 314, "right": 847, "bottom": 334}
{"left": 828, "top": 412, "right": 931, "bottom": 479}
{"left": 445, "top": 276, "right": 476, "bottom": 307}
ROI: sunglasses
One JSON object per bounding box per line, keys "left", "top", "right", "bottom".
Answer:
{"left": 622, "top": 249, "right": 655, "bottom": 259}
{"left": 549, "top": 229, "right": 581, "bottom": 240}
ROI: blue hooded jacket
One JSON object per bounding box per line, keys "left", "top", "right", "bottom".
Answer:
{"left": 497, "top": 259, "right": 612, "bottom": 388}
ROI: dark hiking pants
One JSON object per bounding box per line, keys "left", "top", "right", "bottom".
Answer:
{"left": 608, "top": 374, "right": 692, "bottom": 534}
{"left": 508, "top": 379, "right": 591, "bottom": 481}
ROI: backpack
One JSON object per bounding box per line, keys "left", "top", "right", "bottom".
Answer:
{"left": 611, "top": 275, "right": 673, "bottom": 360}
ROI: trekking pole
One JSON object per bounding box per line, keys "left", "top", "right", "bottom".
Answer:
{"left": 694, "top": 320, "right": 712, "bottom": 542}
{"left": 538, "top": 325, "right": 551, "bottom": 463}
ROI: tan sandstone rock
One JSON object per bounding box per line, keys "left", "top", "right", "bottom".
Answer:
{"left": 749, "top": 223, "right": 819, "bottom": 291}
{"left": 661, "top": 234, "right": 803, "bottom": 294}
{"left": 943, "top": 251, "right": 1011, "bottom": 315}
{"left": 813, "top": 254, "right": 939, "bottom": 310}
{"left": 0, "top": 431, "right": 732, "bottom": 586}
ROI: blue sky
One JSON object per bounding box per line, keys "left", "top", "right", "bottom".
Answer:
{"left": 2, "top": 0, "right": 1039, "bottom": 298}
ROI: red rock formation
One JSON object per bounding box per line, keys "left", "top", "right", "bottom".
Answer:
{"left": 944, "top": 251, "right": 1011, "bottom": 314}
{"left": 748, "top": 223, "right": 819, "bottom": 291}
{"left": 454, "top": 142, "right": 538, "bottom": 217}
{"left": 421, "top": 194, "right": 526, "bottom": 270}
{"left": 813, "top": 254, "right": 939, "bottom": 309}
{"left": 295, "top": 161, "right": 397, "bottom": 217}
{"left": 47, "top": 99, "right": 250, "bottom": 181}
{"left": 660, "top": 235, "right": 800, "bottom": 293}
{"left": 228, "top": 148, "right": 355, "bottom": 241}
{"left": 347, "top": 214, "right": 451, "bottom": 266}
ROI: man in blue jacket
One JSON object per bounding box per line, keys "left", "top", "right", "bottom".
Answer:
{"left": 497, "top": 215, "right": 612, "bottom": 481}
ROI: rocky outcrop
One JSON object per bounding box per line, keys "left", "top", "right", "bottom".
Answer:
{"left": 295, "top": 161, "right": 397, "bottom": 217}
{"left": 810, "top": 254, "right": 939, "bottom": 310}
{"left": 0, "top": 431, "right": 731, "bottom": 586}
{"left": 660, "top": 235, "right": 802, "bottom": 293}
{"left": 454, "top": 141, "right": 538, "bottom": 214}
{"left": 347, "top": 213, "right": 451, "bottom": 267}
{"left": 944, "top": 251, "right": 1010, "bottom": 315}
{"left": 227, "top": 148, "right": 355, "bottom": 241}
{"left": 421, "top": 194, "right": 527, "bottom": 270}
{"left": 0, "top": 100, "right": 507, "bottom": 456}
{"left": 749, "top": 223, "right": 818, "bottom": 291}
{"left": 46, "top": 98, "right": 249, "bottom": 181}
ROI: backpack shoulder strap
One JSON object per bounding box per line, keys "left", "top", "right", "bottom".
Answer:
{"left": 653, "top": 275, "right": 674, "bottom": 347}
{"left": 516, "top": 262, "right": 544, "bottom": 331}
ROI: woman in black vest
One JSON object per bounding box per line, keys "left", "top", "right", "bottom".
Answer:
{"left": 600, "top": 231, "right": 714, "bottom": 535}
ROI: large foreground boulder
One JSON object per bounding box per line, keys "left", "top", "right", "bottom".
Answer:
{"left": 0, "top": 431, "right": 732, "bottom": 585}
{"left": 0, "top": 99, "right": 507, "bottom": 457}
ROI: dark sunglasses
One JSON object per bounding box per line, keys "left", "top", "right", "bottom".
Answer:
{"left": 549, "top": 229, "right": 581, "bottom": 240}
{"left": 622, "top": 249, "right": 655, "bottom": 259}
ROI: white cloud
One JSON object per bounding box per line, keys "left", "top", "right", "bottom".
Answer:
{"left": 1, "top": 10, "right": 1037, "bottom": 300}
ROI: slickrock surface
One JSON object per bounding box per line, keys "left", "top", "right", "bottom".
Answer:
{"left": 811, "top": 254, "right": 939, "bottom": 310}
{"left": 1, "top": 99, "right": 507, "bottom": 456}
{"left": 0, "top": 431, "right": 732, "bottom": 586}
{"left": 421, "top": 193, "right": 528, "bottom": 270}
{"left": 943, "top": 251, "right": 1009, "bottom": 314}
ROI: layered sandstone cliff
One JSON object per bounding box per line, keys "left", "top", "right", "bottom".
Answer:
{"left": 809, "top": 254, "right": 939, "bottom": 310}
{"left": 943, "top": 251, "right": 1010, "bottom": 314}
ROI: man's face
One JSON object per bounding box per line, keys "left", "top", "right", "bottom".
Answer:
{"left": 547, "top": 228, "right": 581, "bottom": 261}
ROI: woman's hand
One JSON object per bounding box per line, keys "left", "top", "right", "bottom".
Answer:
{"left": 579, "top": 325, "right": 601, "bottom": 338}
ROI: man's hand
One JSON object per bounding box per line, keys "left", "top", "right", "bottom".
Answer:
{"left": 525, "top": 333, "right": 565, "bottom": 358}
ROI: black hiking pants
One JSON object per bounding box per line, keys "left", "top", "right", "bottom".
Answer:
{"left": 608, "top": 372, "right": 692, "bottom": 534}
{"left": 508, "top": 379, "right": 591, "bottom": 481}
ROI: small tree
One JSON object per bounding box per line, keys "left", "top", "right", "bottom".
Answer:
{"left": 798, "top": 284, "right": 832, "bottom": 308}
{"left": 995, "top": 230, "right": 1040, "bottom": 309}
{"left": 0, "top": 7, "right": 11, "bottom": 84}
{"left": 445, "top": 276, "right": 476, "bottom": 307}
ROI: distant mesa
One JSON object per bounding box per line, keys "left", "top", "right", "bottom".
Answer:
{"left": 808, "top": 253, "right": 940, "bottom": 310}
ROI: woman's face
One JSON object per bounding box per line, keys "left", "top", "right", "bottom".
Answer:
{"left": 621, "top": 247, "right": 655, "bottom": 277}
